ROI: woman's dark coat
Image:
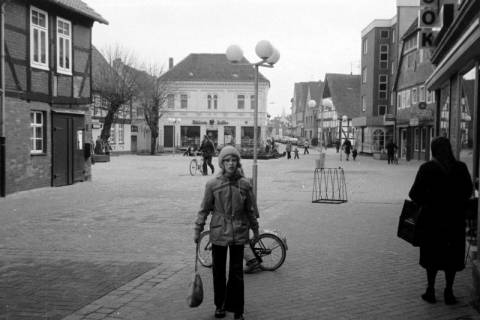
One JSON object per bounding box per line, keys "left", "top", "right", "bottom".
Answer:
{"left": 409, "top": 160, "right": 472, "bottom": 271}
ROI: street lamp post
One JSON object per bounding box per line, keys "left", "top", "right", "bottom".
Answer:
{"left": 226, "top": 41, "right": 280, "bottom": 198}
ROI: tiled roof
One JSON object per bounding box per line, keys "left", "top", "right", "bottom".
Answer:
{"left": 47, "top": 0, "right": 108, "bottom": 24}
{"left": 159, "top": 54, "right": 269, "bottom": 84}
{"left": 91, "top": 46, "right": 110, "bottom": 91}
{"left": 323, "top": 73, "right": 361, "bottom": 119}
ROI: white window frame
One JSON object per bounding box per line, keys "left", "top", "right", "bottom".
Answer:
{"left": 380, "top": 30, "right": 389, "bottom": 39}
{"left": 30, "top": 6, "right": 49, "bottom": 70}
{"left": 362, "top": 67, "right": 367, "bottom": 83}
{"left": 118, "top": 124, "right": 124, "bottom": 144}
{"left": 167, "top": 94, "right": 174, "bottom": 108}
{"left": 180, "top": 94, "right": 188, "bottom": 109}
{"left": 412, "top": 88, "right": 418, "bottom": 105}
{"left": 363, "top": 39, "right": 367, "bottom": 55}
{"left": 31, "top": 111, "right": 44, "bottom": 154}
{"left": 237, "top": 95, "right": 245, "bottom": 109}
{"left": 362, "top": 96, "right": 366, "bottom": 112}
{"left": 419, "top": 86, "right": 426, "bottom": 102}
{"left": 56, "top": 17, "right": 72, "bottom": 75}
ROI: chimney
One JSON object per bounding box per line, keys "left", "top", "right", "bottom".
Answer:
{"left": 169, "top": 57, "right": 174, "bottom": 70}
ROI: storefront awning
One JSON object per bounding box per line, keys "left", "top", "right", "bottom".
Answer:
{"left": 426, "top": 18, "right": 480, "bottom": 90}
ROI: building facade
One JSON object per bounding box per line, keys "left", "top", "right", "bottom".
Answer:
{"left": 291, "top": 81, "right": 323, "bottom": 140}
{"left": 134, "top": 54, "right": 270, "bottom": 153}
{"left": 0, "top": 0, "right": 107, "bottom": 196}
{"left": 393, "top": 18, "right": 436, "bottom": 161}
{"left": 424, "top": 0, "right": 480, "bottom": 307}
{"left": 322, "top": 73, "right": 361, "bottom": 147}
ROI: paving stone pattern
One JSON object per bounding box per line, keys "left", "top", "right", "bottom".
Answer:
{"left": 0, "top": 148, "right": 479, "bottom": 319}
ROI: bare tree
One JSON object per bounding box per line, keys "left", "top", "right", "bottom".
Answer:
{"left": 137, "top": 65, "right": 170, "bottom": 155}
{"left": 94, "top": 46, "right": 139, "bottom": 145}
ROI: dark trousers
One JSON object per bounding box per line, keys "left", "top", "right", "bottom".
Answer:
{"left": 303, "top": 147, "right": 309, "bottom": 154}
{"left": 212, "top": 244, "right": 244, "bottom": 314}
{"left": 387, "top": 153, "right": 394, "bottom": 164}
{"left": 202, "top": 155, "right": 214, "bottom": 175}
{"left": 287, "top": 151, "right": 291, "bottom": 159}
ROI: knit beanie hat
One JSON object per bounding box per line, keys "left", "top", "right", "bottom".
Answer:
{"left": 218, "top": 145, "right": 241, "bottom": 167}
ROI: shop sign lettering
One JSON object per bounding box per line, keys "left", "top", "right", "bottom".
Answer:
{"left": 418, "top": 0, "right": 439, "bottom": 48}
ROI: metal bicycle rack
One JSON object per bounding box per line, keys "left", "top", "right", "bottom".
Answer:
{"left": 312, "top": 167, "right": 348, "bottom": 204}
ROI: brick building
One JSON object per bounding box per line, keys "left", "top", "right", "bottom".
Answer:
{"left": 0, "top": 0, "right": 107, "bottom": 196}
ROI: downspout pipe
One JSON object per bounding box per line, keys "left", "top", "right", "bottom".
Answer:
{"left": 0, "top": 1, "right": 6, "bottom": 197}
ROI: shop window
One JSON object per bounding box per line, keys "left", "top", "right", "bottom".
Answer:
{"left": 30, "top": 111, "right": 45, "bottom": 154}
{"left": 419, "top": 86, "right": 426, "bottom": 102}
{"left": 440, "top": 85, "right": 450, "bottom": 137}
{"left": 420, "top": 127, "right": 427, "bottom": 152}
{"left": 110, "top": 125, "right": 116, "bottom": 145}
{"left": 372, "top": 129, "right": 385, "bottom": 152}
{"left": 459, "top": 67, "right": 476, "bottom": 170}
{"left": 224, "top": 126, "right": 236, "bottom": 145}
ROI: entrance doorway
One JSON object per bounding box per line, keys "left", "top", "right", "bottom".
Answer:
{"left": 52, "top": 113, "right": 85, "bottom": 187}
{"left": 131, "top": 135, "right": 137, "bottom": 153}
{"left": 164, "top": 125, "right": 174, "bottom": 148}
{"left": 400, "top": 129, "right": 407, "bottom": 159}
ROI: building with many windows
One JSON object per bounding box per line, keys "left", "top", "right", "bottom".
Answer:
{"left": 0, "top": 0, "right": 107, "bottom": 196}
{"left": 354, "top": 0, "right": 419, "bottom": 155}
{"left": 393, "top": 18, "right": 436, "bottom": 161}
{"left": 135, "top": 54, "right": 270, "bottom": 152}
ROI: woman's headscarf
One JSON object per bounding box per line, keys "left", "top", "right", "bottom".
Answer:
{"left": 431, "top": 136, "right": 456, "bottom": 170}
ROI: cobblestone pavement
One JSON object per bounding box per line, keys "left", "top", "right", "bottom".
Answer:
{"left": 0, "top": 148, "right": 479, "bottom": 319}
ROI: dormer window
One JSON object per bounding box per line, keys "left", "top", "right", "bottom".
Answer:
{"left": 57, "top": 17, "right": 72, "bottom": 75}
{"left": 30, "top": 6, "right": 49, "bottom": 70}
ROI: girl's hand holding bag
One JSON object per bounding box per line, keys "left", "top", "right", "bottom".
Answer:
{"left": 187, "top": 242, "right": 203, "bottom": 308}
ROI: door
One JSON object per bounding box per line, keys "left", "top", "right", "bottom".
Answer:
{"left": 52, "top": 114, "right": 85, "bottom": 187}
{"left": 400, "top": 129, "right": 407, "bottom": 159}
{"left": 131, "top": 135, "right": 137, "bottom": 153}
{"left": 164, "top": 125, "right": 174, "bottom": 147}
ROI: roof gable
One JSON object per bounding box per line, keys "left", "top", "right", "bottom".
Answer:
{"left": 159, "top": 53, "right": 269, "bottom": 84}
{"left": 323, "top": 73, "right": 361, "bottom": 118}
{"left": 293, "top": 81, "right": 324, "bottom": 112}
{"left": 47, "top": 0, "right": 108, "bottom": 24}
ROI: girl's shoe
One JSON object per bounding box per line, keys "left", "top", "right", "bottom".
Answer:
{"left": 214, "top": 308, "right": 226, "bottom": 318}
{"left": 421, "top": 287, "right": 436, "bottom": 303}
{"left": 444, "top": 288, "right": 458, "bottom": 305}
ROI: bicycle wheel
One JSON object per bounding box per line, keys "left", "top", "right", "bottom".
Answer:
{"left": 252, "top": 233, "right": 286, "bottom": 271}
{"left": 189, "top": 159, "right": 198, "bottom": 176}
{"left": 197, "top": 231, "right": 213, "bottom": 268}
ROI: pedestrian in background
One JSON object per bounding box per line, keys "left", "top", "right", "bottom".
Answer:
{"left": 303, "top": 139, "right": 310, "bottom": 154}
{"left": 199, "top": 135, "right": 215, "bottom": 175}
{"left": 409, "top": 137, "right": 472, "bottom": 305}
{"left": 293, "top": 147, "right": 299, "bottom": 159}
{"left": 352, "top": 148, "right": 358, "bottom": 161}
{"left": 335, "top": 139, "right": 341, "bottom": 153}
{"left": 194, "top": 146, "right": 259, "bottom": 320}
{"left": 285, "top": 141, "right": 292, "bottom": 160}
{"left": 342, "top": 138, "right": 352, "bottom": 161}
{"left": 386, "top": 140, "right": 398, "bottom": 164}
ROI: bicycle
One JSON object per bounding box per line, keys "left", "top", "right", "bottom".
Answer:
{"left": 189, "top": 154, "right": 204, "bottom": 176}
{"left": 197, "top": 229, "right": 287, "bottom": 271}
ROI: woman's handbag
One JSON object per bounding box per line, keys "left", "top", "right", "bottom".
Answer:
{"left": 187, "top": 243, "right": 204, "bottom": 308}
{"left": 397, "top": 199, "right": 423, "bottom": 247}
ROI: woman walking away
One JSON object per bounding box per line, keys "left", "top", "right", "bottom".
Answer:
{"left": 409, "top": 137, "right": 472, "bottom": 305}
{"left": 194, "top": 145, "right": 260, "bottom": 320}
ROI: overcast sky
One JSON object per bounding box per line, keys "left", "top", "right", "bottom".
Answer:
{"left": 84, "top": 0, "right": 397, "bottom": 117}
